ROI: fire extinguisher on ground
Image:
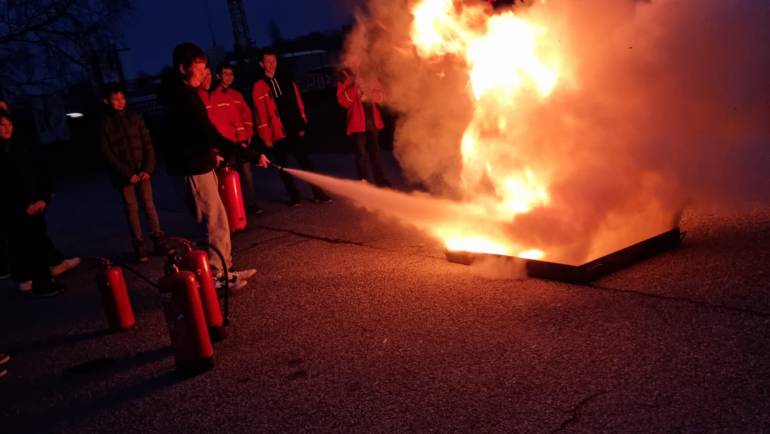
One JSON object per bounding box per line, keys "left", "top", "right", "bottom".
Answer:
{"left": 218, "top": 166, "right": 247, "bottom": 232}
{"left": 158, "top": 262, "right": 214, "bottom": 376}
{"left": 176, "top": 242, "right": 226, "bottom": 342}
{"left": 96, "top": 259, "right": 136, "bottom": 332}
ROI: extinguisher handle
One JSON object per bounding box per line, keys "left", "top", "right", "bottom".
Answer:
{"left": 88, "top": 256, "right": 114, "bottom": 267}
{"left": 167, "top": 236, "right": 194, "bottom": 252}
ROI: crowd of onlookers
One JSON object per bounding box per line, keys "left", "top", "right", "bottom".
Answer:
{"left": 1, "top": 42, "right": 392, "bottom": 378}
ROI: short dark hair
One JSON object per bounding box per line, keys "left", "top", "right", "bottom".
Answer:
{"left": 215, "top": 61, "right": 234, "bottom": 74}
{"left": 260, "top": 47, "right": 278, "bottom": 59}
{"left": 103, "top": 82, "right": 126, "bottom": 98}
{"left": 173, "top": 42, "right": 207, "bottom": 70}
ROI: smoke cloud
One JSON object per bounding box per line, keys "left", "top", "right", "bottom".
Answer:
{"left": 335, "top": 0, "right": 770, "bottom": 263}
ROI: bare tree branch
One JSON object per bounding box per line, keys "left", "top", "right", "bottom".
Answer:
{"left": 0, "top": 0, "right": 77, "bottom": 44}
{"left": 0, "top": 0, "right": 131, "bottom": 97}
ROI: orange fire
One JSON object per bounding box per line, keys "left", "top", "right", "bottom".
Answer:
{"left": 410, "top": 0, "right": 563, "bottom": 259}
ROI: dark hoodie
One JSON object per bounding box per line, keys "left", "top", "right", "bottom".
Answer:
{"left": 0, "top": 136, "right": 53, "bottom": 223}
{"left": 157, "top": 72, "right": 259, "bottom": 176}
{"left": 98, "top": 107, "right": 156, "bottom": 186}
{"left": 258, "top": 69, "right": 306, "bottom": 136}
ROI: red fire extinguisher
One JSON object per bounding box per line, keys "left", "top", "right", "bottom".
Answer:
{"left": 180, "top": 247, "right": 225, "bottom": 341}
{"left": 96, "top": 261, "right": 135, "bottom": 332}
{"left": 218, "top": 166, "right": 247, "bottom": 232}
{"left": 158, "top": 266, "right": 214, "bottom": 376}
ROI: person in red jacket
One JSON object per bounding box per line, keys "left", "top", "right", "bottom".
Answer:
{"left": 336, "top": 68, "right": 391, "bottom": 187}
{"left": 252, "top": 48, "right": 331, "bottom": 206}
{"left": 209, "top": 63, "right": 261, "bottom": 214}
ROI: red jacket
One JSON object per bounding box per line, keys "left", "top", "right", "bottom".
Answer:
{"left": 206, "top": 85, "right": 254, "bottom": 143}
{"left": 252, "top": 77, "right": 306, "bottom": 144}
{"left": 199, "top": 87, "right": 212, "bottom": 110}
{"left": 336, "top": 74, "right": 385, "bottom": 136}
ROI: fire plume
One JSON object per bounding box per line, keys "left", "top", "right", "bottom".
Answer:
{"left": 335, "top": 0, "right": 769, "bottom": 267}
{"left": 410, "top": 0, "right": 563, "bottom": 258}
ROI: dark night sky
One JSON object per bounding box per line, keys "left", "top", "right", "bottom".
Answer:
{"left": 121, "top": 0, "right": 357, "bottom": 78}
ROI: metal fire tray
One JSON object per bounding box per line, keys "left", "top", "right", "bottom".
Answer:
{"left": 445, "top": 227, "right": 683, "bottom": 284}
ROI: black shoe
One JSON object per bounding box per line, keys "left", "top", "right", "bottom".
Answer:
{"left": 133, "top": 240, "right": 150, "bottom": 263}
{"left": 247, "top": 204, "right": 264, "bottom": 215}
{"left": 25, "top": 279, "right": 64, "bottom": 298}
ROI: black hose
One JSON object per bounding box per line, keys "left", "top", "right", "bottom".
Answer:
{"left": 85, "top": 256, "right": 163, "bottom": 291}
{"left": 166, "top": 237, "right": 231, "bottom": 325}
{"left": 120, "top": 263, "right": 163, "bottom": 291}
{"left": 195, "top": 241, "right": 230, "bottom": 325}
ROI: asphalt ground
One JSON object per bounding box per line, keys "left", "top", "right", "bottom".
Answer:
{"left": 1, "top": 152, "right": 769, "bottom": 433}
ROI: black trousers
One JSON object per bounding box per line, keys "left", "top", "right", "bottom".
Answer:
{"left": 235, "top": 160, "right": 258, "bottom": 208}
{"left": 8, "top": 213, "right": 63, "bottom": 284}
{"left": 270, "top": 135, "right": 327, "bottom": 201}
{"left": 353, "top": 130, "right": 388, "bottom": 185}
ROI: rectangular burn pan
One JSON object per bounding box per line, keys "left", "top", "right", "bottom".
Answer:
{"left": 445, "top": 227, "right": 683, "bottom": 284}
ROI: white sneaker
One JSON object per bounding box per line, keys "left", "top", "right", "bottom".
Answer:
{"left": 50, "top": 257, "right": 81, "bottom": 277}
{"left": 230, "top": 268, "right": 256, "bottom": 281}
{"left": 214, "top": 275, "right": 248, "bottom": 291}
{"left": 18, "top": 280, "right": 32, "bottom": 292}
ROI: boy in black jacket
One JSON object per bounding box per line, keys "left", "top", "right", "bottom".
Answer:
{"left": 99, "top": 83, "right": 171, "bottom": 262}
{"left": 0, "top": 110, "right": 80, "bottom": 296}
{"left": 158, "top": 42, "right": 269, "bottom": 290}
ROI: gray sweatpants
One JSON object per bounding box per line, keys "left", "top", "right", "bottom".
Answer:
{"left": 184, "top": 170, "right": 232, "bottom": 272}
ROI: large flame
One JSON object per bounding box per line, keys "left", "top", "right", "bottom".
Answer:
{"left": 410, "top": 0, "right": 563, "bottom": 258}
